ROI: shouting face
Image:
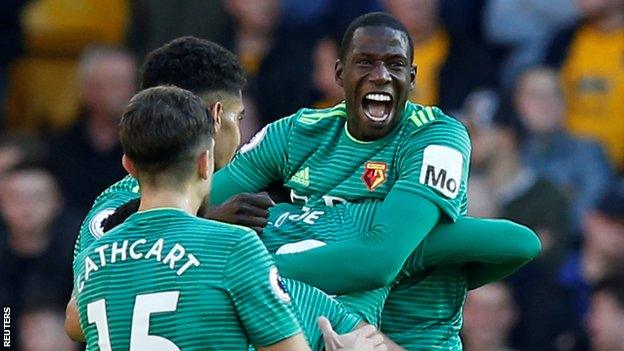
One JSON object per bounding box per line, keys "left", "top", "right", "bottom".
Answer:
{"left": 336, "top": 26, "right": 415, "bottom": 141}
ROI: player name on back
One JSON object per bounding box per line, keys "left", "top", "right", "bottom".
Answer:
{"left": 75, "top": 238, "right": 200, "bottom": 293}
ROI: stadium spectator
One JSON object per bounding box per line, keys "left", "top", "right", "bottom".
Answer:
{"left": 0, "top": 162, "right": 80, "bottom": 350}
{"left": 546, "top": 0, "right": 624, "bottom": 171}
{"left": 465, "top": 117, "right": 582, "bottom": 350}
{"left": 384, "top": 0, "right": 499, "bottom": 111}
{"left": 586, "top": 274, "right": 624, "bottom": 351}
{"left": 515, "top": 66, "right": 612, "bottom": 235}
{"left": 311, "top": 37, "right": 344, "bottom": 108}
{"left": 18, "top": 306, "right": 78, "bottom": 351}
{"left": 383, "top": 0, "right": 447, "bottom": 106}
{"left": 47, "top": 46, "right": 136, "bottom": 213}
{"left": 560, "top": 189, "right": 624, "bottom": 320}
{"left": 462, "top": 282, "right": 518, "bottom": 351}
{"left": 483, "top": 0, "right": 579, "bottom": 93}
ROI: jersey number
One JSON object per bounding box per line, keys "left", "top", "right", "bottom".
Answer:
{"left": 87, "top": 291, "right": 181, "bottom": 351}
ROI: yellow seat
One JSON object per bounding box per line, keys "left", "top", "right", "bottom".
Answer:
{"left": 21, "top": 0, "right": 128, "bottom": 56}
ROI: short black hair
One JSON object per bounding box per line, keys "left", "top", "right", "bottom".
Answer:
{"left": 119, "top": 86, "right": 214, "bottom": 179}
{"left": 340, "top": 12, "right": 414, "bottom": 61}
{"left": 593, "top": 273, "right": 624, "bottom": 309}
{"left": 140, "top": 36, "right": 246, "bottom": 95}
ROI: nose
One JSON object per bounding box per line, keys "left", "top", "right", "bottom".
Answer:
{"left": 369, "top": 61, "right": 391, "bottom": 85}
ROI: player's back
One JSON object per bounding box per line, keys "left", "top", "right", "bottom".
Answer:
{"left": 73, "top": 208, "right": 301, "bottom": 350}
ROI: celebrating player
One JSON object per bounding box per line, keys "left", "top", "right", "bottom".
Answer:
{"left": 209, "top": 12, "right": 539, "bottom": 349}
{"left": 72, "top": 85, "right": 386, "bottom": 351}
{"left": 68, "top": 29, "right": 539, "bottom": 349}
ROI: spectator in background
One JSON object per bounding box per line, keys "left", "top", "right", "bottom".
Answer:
{"left": 384, "top": 0, "right": 447, "bottom": 106}
{"left": 311, "top": 37, "right": 343, "bottom": 108}
{"left": 560, "top": 190, "right": 624, "bottom": 322}
{"left": 465, "top": 119, "right": 581, "bottom": 350}
{"left": 546, "top": 0, "right": 624, "bottom": 171}
{"left": 483, "top": 0, "right": 579, "bottom": 93}
{"left": 0, "top": 161, "right": 80, "bottom": 350}
{"left": 586, "top": 274, "right": 624, "bottom": 351}
{"left": 515, "top": 67, "right": 612, "bottom": 235}
{"left": 462, "top": 282, "right": 518, "bottom": 351}
{"left": 19, "top": 306, "right": 78, "bottom": 351}
{"left": 47, "top": 46, "right": 135, "bottom": 213}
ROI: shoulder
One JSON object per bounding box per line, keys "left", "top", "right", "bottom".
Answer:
{"left": 400, "top": 103, "right": 470, "bottom": 148}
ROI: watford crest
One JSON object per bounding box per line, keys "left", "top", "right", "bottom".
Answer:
{"left": 362, "top": 162, "right": 387, "bottom": 191}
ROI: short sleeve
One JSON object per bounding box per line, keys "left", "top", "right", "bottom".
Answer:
{"left": 223, "top": 230, "right": 302, "bottom": 347}
{"left": 393, "top": 114, "right": 471, "bottom": 221}
{"left": 74, "top": 180, "right": 140, "bottom": 260}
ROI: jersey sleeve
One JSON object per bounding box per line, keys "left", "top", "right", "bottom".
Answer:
{"left": 211, "top": 116, "right": 295, "bottom": 205}
{"left": 73, "top": 177, "right": 140, "bottom": 260}
{"left": 393, "top": 113, "right": 471, "bottom": 221}
{"left": 223, "top": 230, "right": 302, "bottom": 347}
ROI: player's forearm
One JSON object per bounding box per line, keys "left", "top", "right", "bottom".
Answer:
{"left": 415, "top": 218, "right": 542, "bottom": 269}
{"left": 275, "top": 191, "right": 440, "bottom": 294}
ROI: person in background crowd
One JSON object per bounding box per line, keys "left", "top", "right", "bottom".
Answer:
{"left": 586, "top": 274, "right": 624, "bottom": 351}
{"left": 383, "top": 0, "right": 447, "bottom": 106}
{"left": 514, "top": 66, "right": 612, "bottom": 235}
{"left": 19, "top": 306, "right": 78, "bottom": 351}
{"left": 560, "top": 189, "right": 624, "bottom": 322}
{"left": 47, "top": 46, "right": 136, "bottom": 213}
{"left": 462, "top": 282, "right": 518, "bottom": 351}
{"left": 311, "top": 37, "right": 344, "bottom": 108}
{"left": 0, "top": 161, "right": 81, "bottom": 350}
{"left": 546, "top": 0, "right": 624, "bottom": 171}
{"left": 465, "top": 118, "right": 582, "bottom": 351}
{"left": 483, "top": 0, "right": 579, "bottom": 93}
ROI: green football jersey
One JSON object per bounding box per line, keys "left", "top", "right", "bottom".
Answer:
{"left": 73, "top": 208, "right": 302, "bottom": 350}
{"left": 216, "top": 101, "right": 470, "bottom": 222}
{"left": 73, "top": 175, "right": 140, "bottom": 259}
{"left": 74, "top": 181, "right": 360, "bottom": 350}
{"left": 264, "top": 202, "right": 389, "bottom": 326}
{"left": 267, "top": 202, "right": 467, "bottom": 350}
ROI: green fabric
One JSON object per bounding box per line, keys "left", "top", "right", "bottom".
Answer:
{"left": 407, "top": 217, "right": 542, "bottom": 289}
{"left": 274, "top": 190, "right": 440, "bottom": 294}
{"left": 74, "top": 209, "right": 302, "bottom": 350}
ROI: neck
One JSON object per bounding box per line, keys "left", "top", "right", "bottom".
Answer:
{"left": 87, "top": 112, "right": 119, "bottom": 152}
{"left": 594, "top": 10, "right": 624, "bottom": 32}
{"left": 138, "top": 183, "right": 202, "bottom": 216}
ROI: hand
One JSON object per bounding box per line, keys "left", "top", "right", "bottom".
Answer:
{"left": 319, "top": 317, "right": 387, "bottom": 351}
{"left": 201, "top": 192, "right": 275, "bottom": 234}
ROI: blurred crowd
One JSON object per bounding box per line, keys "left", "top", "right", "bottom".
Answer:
{"left": 1, "top": 0, "right": 624, "bottom": 350}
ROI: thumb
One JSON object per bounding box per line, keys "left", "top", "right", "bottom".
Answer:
{"left": 318, "top": 316, "right": 336, "bottom": 337}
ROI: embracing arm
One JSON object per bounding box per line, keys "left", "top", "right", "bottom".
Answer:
{"left": 274, "top": 189, "right": 441, "bottom": 294}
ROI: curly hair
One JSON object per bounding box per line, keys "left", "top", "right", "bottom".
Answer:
{"left": 140, "top": 36, "right": 246, "bottom": 94}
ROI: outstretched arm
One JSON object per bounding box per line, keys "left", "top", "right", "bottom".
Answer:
{"left": 274, "top": 190, "right": 441, "bottom": 294}
{"left": 408, "top": 217, "right": 542, "bottom": 289}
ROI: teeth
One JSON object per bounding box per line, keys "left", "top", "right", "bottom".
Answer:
{"left": 365, "top": 93, "right": 391, "bottom": 102}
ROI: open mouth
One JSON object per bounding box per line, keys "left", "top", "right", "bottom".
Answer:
{"left": 362, "top": 92, "right": 393, "bottom": 123}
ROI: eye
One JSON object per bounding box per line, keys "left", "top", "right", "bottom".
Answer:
{"left": 356, "top": 59, "right": 372, "bottom": 66}
{"left": 389, "top": 61, "right": 406, "bottom": 69}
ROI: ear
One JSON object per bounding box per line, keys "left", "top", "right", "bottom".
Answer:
{"left": 210, "top": 102, "right": 223, "bottom": 133}
{"left": 335, "top": 59, "right": 344, "bottom": 87}
{"left": 410, "top": 64, "right": 417, "bottom": 90}
{"left": 197, "top": 149, "right": 213, "bottom": 180}
{"left": 122, "top": 154, "right": 139, "bottom": 178}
